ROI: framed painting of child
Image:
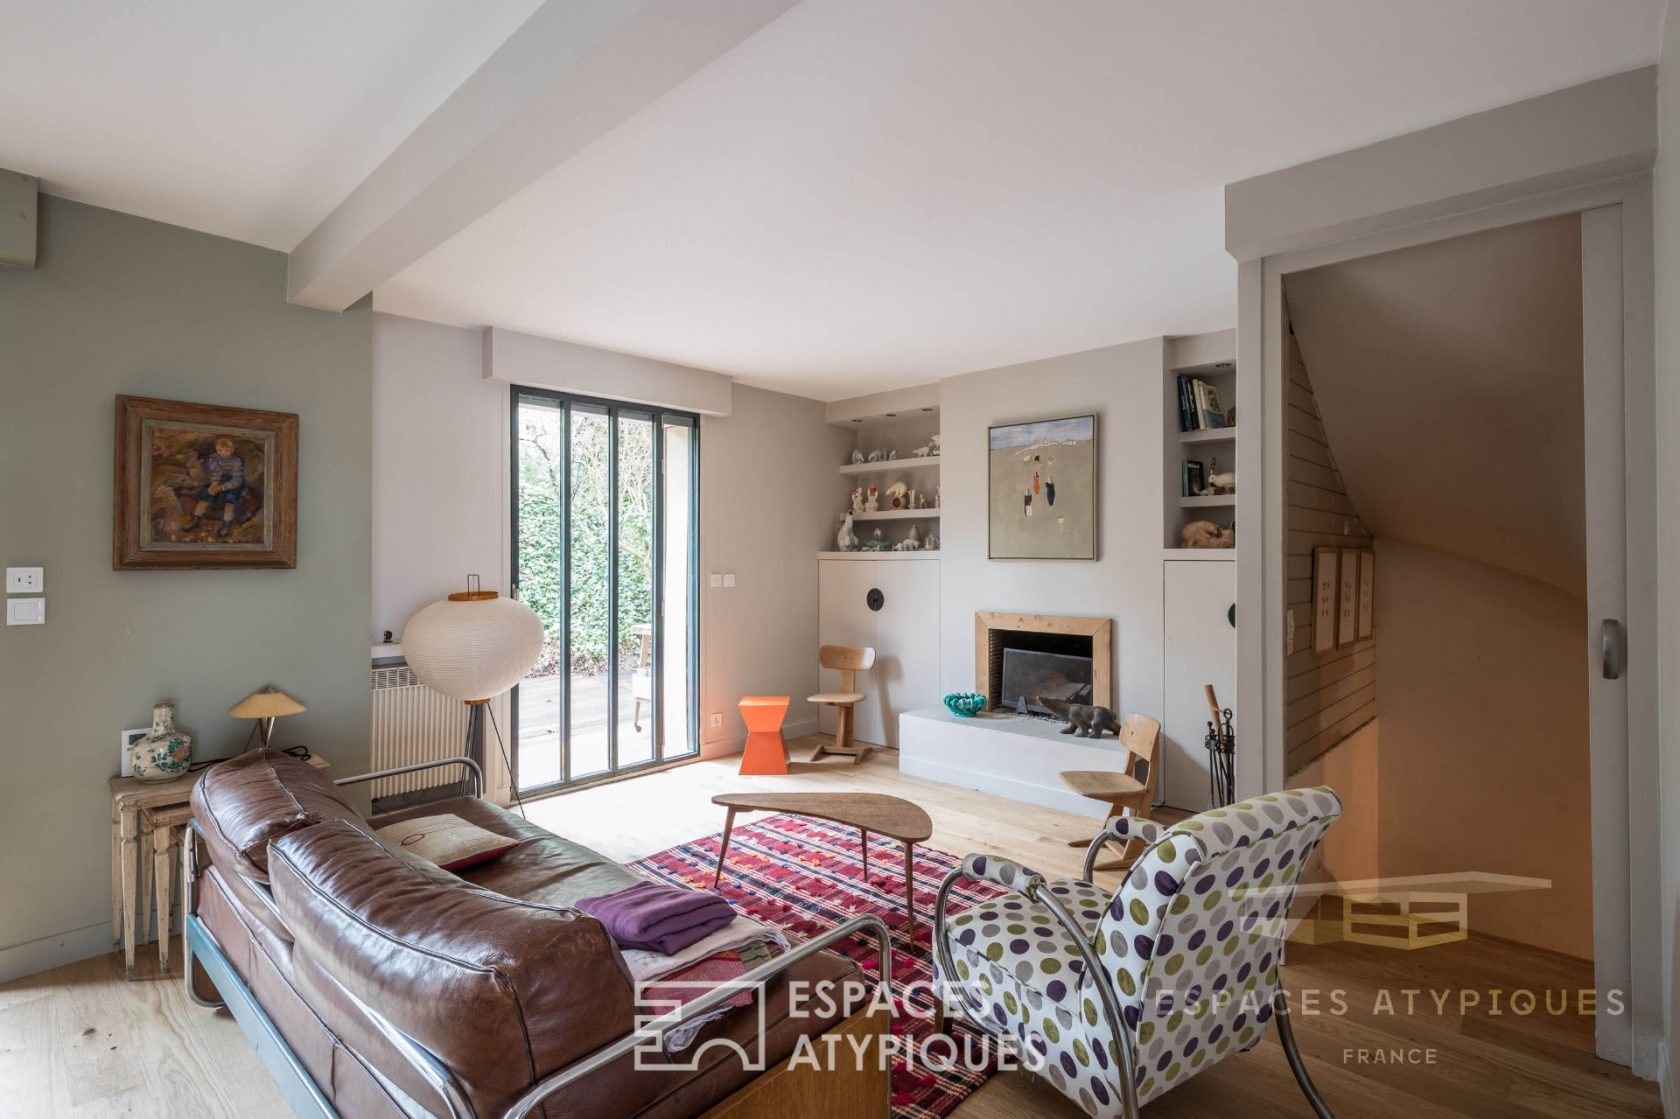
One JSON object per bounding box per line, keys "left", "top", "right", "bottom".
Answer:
{"left": 113, "top": 395, "right": 298, "bottom": 569}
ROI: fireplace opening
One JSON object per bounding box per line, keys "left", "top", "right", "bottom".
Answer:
{"left": 998, "top": 634, "right": 1093, "bottom": 714}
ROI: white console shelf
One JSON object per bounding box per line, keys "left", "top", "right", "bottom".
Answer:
{"left": 898, "top": 707, "right": 1130, "bottom": 818}
{"left": 840, "top": 457, "right": 941, "bottom": 476}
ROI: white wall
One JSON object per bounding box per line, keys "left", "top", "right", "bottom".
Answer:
{"left": 371, "top": 314, "right": 849, "bottom": 766}
{"left": 1373, "top": 539, "right": 1592, "bottom": 959}
{"left": 936, "top": 337, "right": 1166, "bottom": 728}
{"left": 372, "top": 314, "right": 507, "bottom": 637}
{"left": 699, "top": 385, "right": 853, "bottom": 750}
{"left": 1654, "top": 0, "right": 1680, "bottom": 1100}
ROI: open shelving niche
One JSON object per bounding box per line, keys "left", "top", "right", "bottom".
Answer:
{"left": 827, "top": 403, "right": 941, "bottom": 559}
{"left": 1164, "top": 342, "right": 1236, "bottom": 560}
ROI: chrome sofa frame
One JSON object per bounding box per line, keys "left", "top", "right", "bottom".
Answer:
{"left": 183, "top": 756, "right": 893, "bottom": 1119}
{"left": 932, "top": 824, "right": 1333, "bottom": 1119}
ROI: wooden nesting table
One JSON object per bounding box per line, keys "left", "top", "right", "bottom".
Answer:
{"left": 108, "top": 753, "right": 329, "bottom": 979}
{"left": 710, "top": 792, "right": 933, "bottom": 931}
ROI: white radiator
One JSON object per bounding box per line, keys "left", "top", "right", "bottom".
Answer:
{"left": 370, "top": 665, "right": 469, "bottom": 799}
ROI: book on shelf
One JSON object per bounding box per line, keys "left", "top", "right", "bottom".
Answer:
{"left": 1195, "top": 379, "right": 1227, "bottom": 429}
{"left": 1182, "top": 459, "right": 1205, "bottom": 497}
{"left": 1176, "top": 375, "right": 1230, "bottom": 431}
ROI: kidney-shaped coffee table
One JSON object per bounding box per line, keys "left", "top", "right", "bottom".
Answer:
{"left": 710, "top": 792, "right": 934, "bottom": 931}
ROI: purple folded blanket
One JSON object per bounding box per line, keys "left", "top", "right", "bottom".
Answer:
{"left": 575, "top": 880, "right": 737, "bottom": 955}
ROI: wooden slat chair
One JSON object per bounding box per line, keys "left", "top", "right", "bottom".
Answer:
{"left": 934, "top": 787, "right": 1344, "bottom": 1119}
{"left": 1059, "top": 712, "right": 1162, "bottom": 871}
{"left": 807, "top": 644, "right": 876, "bottom": 764}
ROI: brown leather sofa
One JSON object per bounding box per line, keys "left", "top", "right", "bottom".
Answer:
{"left": 185, "top": 750, "right": 889, "bottom": 1119}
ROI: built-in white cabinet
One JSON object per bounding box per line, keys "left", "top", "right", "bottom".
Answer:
{"left": 1161, "top": 558, "right": 1236, "bottom": 811}
{"left": 817, "top": 557, "right": 940, "bottom": 749}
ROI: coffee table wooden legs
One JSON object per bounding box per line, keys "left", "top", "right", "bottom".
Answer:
{"left": 713, "top": 807, "right": 739, "bottom": 889}
{"left": 905, "top": 843, "right": 916, "bottom": 934}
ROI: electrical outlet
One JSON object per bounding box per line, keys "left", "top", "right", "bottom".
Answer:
{"left": 709, "top": 712, "right": 723, "bottom": 729}
{"left": 6, "top": 567, "right": 42, "bottom": 594}
{"left": 723, "top": 573, "right": 736, "bottom": 588}
{"left": 708, "top": 573, "right": 723, "bottom": 588}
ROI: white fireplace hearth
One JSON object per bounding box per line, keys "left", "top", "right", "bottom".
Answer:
{"left": 898, "top": 706, "right": 1132, "bottom": 817}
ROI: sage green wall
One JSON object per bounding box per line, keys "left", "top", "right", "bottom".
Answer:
{"left": 0, "top": 197, "right": 372, "bottom": 981}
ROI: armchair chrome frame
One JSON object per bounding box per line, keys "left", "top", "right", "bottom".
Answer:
{"left": 182, "top": 755, "right": 894, "bottom": 1119}
{"left": 933, "top": 824, "right": 1334, "bottom": 1119}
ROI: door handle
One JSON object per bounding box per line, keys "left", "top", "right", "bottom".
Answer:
{"left": 1601, "top": 619, "right": 1623, "bottom": 680}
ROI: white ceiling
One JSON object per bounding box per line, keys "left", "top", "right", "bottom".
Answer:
{"left": 0, "top": 0, "right": 541, "bottom": 249}
{"left": 376, "top": 0, "right": 1660, "bottom": 398}
{"left": 1286, "top": 214, "right": 1585, "bottom": 597}
{"left": 0, "top": 0, "right": 1662, "bottom": 399}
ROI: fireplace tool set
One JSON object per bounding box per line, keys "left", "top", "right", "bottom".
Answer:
{"left": 1203, "top": 684, "right": 1236, "bottom": 808}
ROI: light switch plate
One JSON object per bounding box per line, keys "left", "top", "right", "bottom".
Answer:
{"left": 723, "top": 573, "right": 736, "bottom": 588}
{"left": 708, "top": 573, "right": 723, "bottom": 588}
{"left": 6, "top": 567, "right": 42, "bottom": 593}
{"left": 6, "top": 597, "right": 45, "bottom": 625}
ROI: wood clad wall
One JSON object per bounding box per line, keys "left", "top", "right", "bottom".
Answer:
{"left": 1284, "top": 311, "right": 1376, "bottom": 774}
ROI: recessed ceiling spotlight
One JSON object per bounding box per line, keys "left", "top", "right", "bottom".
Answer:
{"left": 885, "top": 413, "right": 897, "bottom": 418}
{"left": 852, "top": 418, "right": 863, "bottom": 423}
{"left": 921, "top": 407, "right": 934, "bottom": 412}
{"left": 1215, "top": 361, "right": 1233, "bottom": 368}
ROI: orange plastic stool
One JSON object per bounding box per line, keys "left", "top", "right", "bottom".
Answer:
{"left": 738, "top": 696, "right": 791, "bottom": 775}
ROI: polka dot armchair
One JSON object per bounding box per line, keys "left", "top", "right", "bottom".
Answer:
{"left": 933, "top": 787, "right": 1342, "bottom": 1119}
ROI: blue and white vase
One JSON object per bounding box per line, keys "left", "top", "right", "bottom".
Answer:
{"left": 131, "top": 702, "right": 192, "bottom": 782}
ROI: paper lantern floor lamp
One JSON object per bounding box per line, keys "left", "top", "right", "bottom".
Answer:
{"left": 401, "top": 575, "right": 544, "bottom": 786}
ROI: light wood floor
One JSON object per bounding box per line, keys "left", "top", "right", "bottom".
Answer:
{"left": 1, "top": 741, "right": 1659, "bottom": 1118}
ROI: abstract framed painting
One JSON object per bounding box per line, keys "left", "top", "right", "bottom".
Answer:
{"left": 988, "top": 414, "right": 1097, "bottom": 560}
{"left": 113, "top": 395, "right": 298, "bottom": 570}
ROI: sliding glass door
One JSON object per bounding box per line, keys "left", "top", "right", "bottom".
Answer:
{"left": 512, "top": 390, "right": 698, "bottom": 793}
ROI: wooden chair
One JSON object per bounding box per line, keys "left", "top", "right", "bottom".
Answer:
{"left": 807, "top": 644, "right": 876, "bottom": 764}
{"left": 1058, "top": 712, "right": 1162, "bottom": 870}
{"left": 630, "top": 623, "right": 653, "bottom": 731}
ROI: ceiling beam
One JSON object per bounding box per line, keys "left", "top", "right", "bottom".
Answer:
{"left": 287, "top": 0, "right": 796, "bottom": 311}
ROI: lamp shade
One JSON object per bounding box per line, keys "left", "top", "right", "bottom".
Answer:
{"left": 402, "top": 593, "right": 544, "bottom": 703}
{"left": 228, "top": 689, "right": 306, "bottom": 720}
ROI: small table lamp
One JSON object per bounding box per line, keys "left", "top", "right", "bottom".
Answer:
{"left": 229, "top": 688, "right": 306, "bottom": 749}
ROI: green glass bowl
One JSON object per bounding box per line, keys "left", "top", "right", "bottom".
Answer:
{"left": 943, "top": 692, "right": 986, "bottom": 718}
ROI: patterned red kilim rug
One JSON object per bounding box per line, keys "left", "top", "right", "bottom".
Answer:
{"left": 629, "top": 813, "right": 1009, "bottom": 1119}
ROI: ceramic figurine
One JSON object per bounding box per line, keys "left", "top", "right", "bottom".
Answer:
{"left": 923, "top": 533, "right": 939, "bottom": 550}
{"left": 867, "top": 449, "right": 885, "bottom": 463}
{"left": 905, "top": 522, "right": 921, "bottom": 547}
{"left": 865, "top": 486, "right": 879, "bottom": 513}
{"left": 131, "top": 701, "right": 192, "bottom": 781}
{"left": 934, "top": 484, "right": 941, "bottom": 508}
{"left": 911, "top": 444, "right": 931, "bottom": 458}
{"left": 850, "top": 487, "right": 866, "bottom": 514}
{"left": 887, "top": 449, "right": 898, "bottom": 460}
{"left": 850, "top": 449, "right": 865, "bottom": 465}
{"left": 1181, "top": 520, "right": 1235, "bottom": 549}
{"left": 929, "top": 433, "right": 941, "bottom": 456}
{"left": 1205, "top": 470, "right": 1236, "bottom": 495}
{"left": 836, "top": 513, "right": 859, "bottom": 552}
{"left": 907, "top": 488, "right": 920, "bottom": 509}
{"left": 885, "top": 481, "right": 908, "bottom": 509}
{"left": 1037, "top": 696, "right": 1122, "bottom": 739}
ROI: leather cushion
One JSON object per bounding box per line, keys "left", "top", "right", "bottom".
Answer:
{"left": 373, "top": 796, "right": 644, "bottom": 906}
{"left": 270, "top": 818, "right": 637, "bottom": 1119}
{"left": 191, "top": 749, "right": 360, "bottom": 881}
